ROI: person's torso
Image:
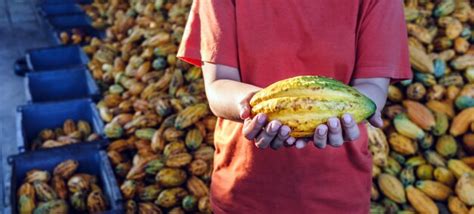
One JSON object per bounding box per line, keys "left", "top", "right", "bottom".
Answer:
{"left": 211, "top": 1, "right": 372, "bottom": 213}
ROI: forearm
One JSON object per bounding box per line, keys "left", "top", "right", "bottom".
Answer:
{"left": 202, "top": 63, "right": 261, "bottom": 121}
{"left": 206, "top": 80, "right": 261, "bottom": 121}
{"left": 351, "top": 78, "right": 390, "bottom": 113}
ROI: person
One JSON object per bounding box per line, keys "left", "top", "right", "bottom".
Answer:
{"left": 177, "top": 0, "right": 412, "bottom": 213}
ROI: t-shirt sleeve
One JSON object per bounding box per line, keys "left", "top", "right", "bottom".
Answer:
{"left": 353, "top": 0, "right": 412, "bottom": 83}
{"left": 177, "top": 0, "right": 238, "bottom": 68}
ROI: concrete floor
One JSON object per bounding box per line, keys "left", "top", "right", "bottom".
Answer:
{"left": 0, "top": 0, "right": 56, "bottom": 210}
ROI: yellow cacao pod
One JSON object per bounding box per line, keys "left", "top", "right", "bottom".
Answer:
{"left": 367, "top": 125, "right": 389, "bottom": 167}
{"left": 18, "top": 195, "right": 35, "bottom": 214}
{"left": 187, "top": 176, "right": 209, "bottom": 197}
{"left": 450, "top": 107, "right": 474, "bottom": 136}
{"left": 448, "top": 159, "right": 473, "bottom": 179}
{"left": 448, "top": 196, "right": 469, "bottom": 214}
{"left": 388, "top": 132, "right": 417, "bottom": 155}
{"left": 436, "top": 135, "right": 458, "bottom": 158}
{"left": 249, "top": 76, "right": 376, "bottom": 137}
{"left": 402, "top": 100, "right": 436, "bottom": 131}
{"left": 17, "top": 183, "right": 35, "bottom": 198}
{"left": 416, "top": 164, "right": 434, "bottom": 180}
{"left": 406, "top": 185, "right": 438, "bottom": 214}
{"left": 415, "top": 180, "right": 452, "bottom": 201}
{"left": 175, "top": 103, "right": 209, "bottom": 130}
{"left": 426, "top": 100, "right": 455, "bottom": 118}
{"left": 434, "top": 167, "right": 456, "bottom": 187}
{"left": 409, "top": 43, "right": 435, "bottom": 73}
{"left": 456, "top": 173, "right": 474, "bottom": 206}
{"left": 377, "top": 173, "right": 406, "bottom": 204}
{"left": 165, "top": 153, "right": 192, "bottom": 168}
{"left": 388, "top": 85, "right": 404, "bottom": 102}
{"left": 394, "top": 113, "right": 425, "bottom": 140}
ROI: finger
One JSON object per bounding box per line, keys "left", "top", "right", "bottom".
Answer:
{"left": 295, "top": 138, "right": 309, "bottom": 149}
{"left": 313, "top": 125, "right": 328, "bottom": 149}
{"left": 270, "top": 125, "right": 290, "bottom": 150}
{"left": 239, "top": 103, "right": 251, "bottom": 119}
{"left": 255, "top": 120, "right": 281, "bottom": 149}
{"left": 285, "top": 137, "right": 296, "bottom": 147}
{"left": 368, "top": 111, "right": 383, "bottom": 128}
{"left": 243, "top": 113, "right": 266, "bottom": 140}
{"left": 341, "top": 114, "right": 360, "bottom": 142}
{"left": 327, "top": 117, "right": 344, "bottom": 147}
{"left": 239, "top": 92, "right": 257, "bottom": 119}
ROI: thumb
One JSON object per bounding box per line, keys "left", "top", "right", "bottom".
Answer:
{"left": 368, "top": 111, "right": 383, "bottom": 128}
{"left": 239, "top": 91, "right": 257, "bottom": 120}
{"left": 239, "top": 103, "right": 251, "bottom": 119}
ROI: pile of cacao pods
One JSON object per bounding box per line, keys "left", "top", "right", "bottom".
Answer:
{"left": 79, "top": 0, "right": 215, "bottom": 213}
{"left": 17, "top": 160, "right": 108, "bottom": 213}
{"left": 369, "top": 0, "right": 474, "bottom": 213}
{"left": 31, "top": 119, "right": 101, "bottom": 151}
{"left": 75, "top": 0, "right": 474, "bottom": 213}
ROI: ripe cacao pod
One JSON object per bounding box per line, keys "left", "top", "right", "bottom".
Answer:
{"left": 156, "top": 168, "right": 187, "bottom": 187}
{"left": 51, "top": 176, "right": 67, "bottom": 200}
{"left": 33, "top": 181, "right": 58, "bottom": 202}
{"left": 416, "top": 164, "right": 434, "bottom": 180}
{"left": 189, "top": 159, "right": 208, "bottom": 176}
{"left": 403, "top": 100, "right": 436, "bottom": 131}
{"left": 436, "top": 135, "right": 458, "bottom": 158}
{"left": 139, "top": 202, "right": 163, "bottom": 214}
{"left": 18, "top": 195, "right": 35, "bottom": 214}
{"left": 406, "top": 185, "right": 439, "bottom": 213}
{"left": 388, "top": 132, "right": 417, "bottom": 155}
{"left": 434, "top": 167, "right": 456, "bottom": 187}
{"left": 33, "top": 199, "right": 69, "bottom": 214}
{"left": 175, "top": 103, "right": 209, "bottom": 130}
{"left": 87, "top": 190, "right": 108, "bottom": 213}
{"left": 367, "top": 125, "right": 389, "bottom": 167}
{"left": 415, "top": 180, "right": 452, "bottom": 201}
{"left": 187, "top": 176, "right": 209, "bottom": 197}
{"left": 185, "top": 128, "right": 203, "bottom": 151}
{"left": 448, "top": 196, "right": 469, "bottom": 214}
{"left": 25, "top": 170, "right": 50, "bottom": 183}
{"left": 165, "top": 153, "right": 192, "bottom": 168}
{"left": 67, "top": 174, "right": 91, "bottom": 193}
{"left": 249, "top": 76, "right": 375, "bottom": 137}
{"left": 377, "top": 173, "right": 406, "bottom": 203}
{"left": 450, "top": 107, "right": 474, "bottom": 136}
{"left": 456, "top": 173, "right": 474, "bottom": 205}
{"left": 448, "top": 159, "right": 473, "bottom": 178}
{"left": 198, "top": 196, "right": 212, "bottom": 213}
{"left": 394, "top": 113, "right": 425, "bottom": 140}
{"left": 53, "top": 159, "right": 79, "bottom": 179}
{"left": 120, "top": 180, "right": 137, "bottom": 200}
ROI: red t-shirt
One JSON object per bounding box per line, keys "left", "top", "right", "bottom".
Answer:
{"left": 177, "top": 0, "right": 412, "bottom": 213}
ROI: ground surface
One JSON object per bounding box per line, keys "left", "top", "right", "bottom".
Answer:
{"left": 0, "top": 0, "right": 55, "bottom": 210}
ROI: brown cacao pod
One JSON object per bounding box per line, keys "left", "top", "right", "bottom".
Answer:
{"left": 187, "top": 176, "right": 209, "bottom": 197}
{"left": 33, "top": 181, "right": 58, "bottom": 202}
{"left": 188, "top": 159, "right": 208, "bottom": 176}
{"left": 51, "top": 176, "right": 68, "bottom": 200}
{"left": 165, "top": 153, "right": 192, "bottom": 168}
{"left": 87, "top": 190, "right": 108, "bottom": 213}
{"left": 53, "top": 159, "right": 79, "bottom": 179}
{"left": 25, "top": 170, "right": 50, "bottom": 183}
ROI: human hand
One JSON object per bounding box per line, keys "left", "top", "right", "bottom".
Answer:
{"left": 240, "top": 93, "right": 296, "bottom": 150}
{"left": 294, "top": 78, "right": 388, "bottom": 149}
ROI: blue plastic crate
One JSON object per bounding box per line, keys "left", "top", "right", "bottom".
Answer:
{"left": 38, "top": 3, "right": 84, "bottom": 17}
{"left": 6, "top": 145, "right": 123, "bottom": 214}
{"left": 14, "top": 45, "right": 89, "bottom": 76}
{"left": 47, "top": 14, "right": 92, "bottom": 31}
{"left": 16, "top": 99, "right": 104, "bottom": 152}
{"left": 25, "top": 68, "right": 100, "bottom": 103}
